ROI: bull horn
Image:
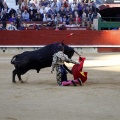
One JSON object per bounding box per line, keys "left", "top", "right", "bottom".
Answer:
{"left": 61, "top": 39, "right": 64, "bottom": 43}
{"left": 74, "top": 49, "right": 81, "bottom": 56}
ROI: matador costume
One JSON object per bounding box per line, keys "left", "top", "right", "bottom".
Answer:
{"left": 51, "top": 51, "right": 79, "bottom": 86}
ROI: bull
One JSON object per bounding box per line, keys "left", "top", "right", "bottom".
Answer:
{"left": 11, "top": 42, "right": 80, "bottom": 83}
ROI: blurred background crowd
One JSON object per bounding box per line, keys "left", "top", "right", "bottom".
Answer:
{"left": 0, "top": 0, "right": 101, "bottom": 30}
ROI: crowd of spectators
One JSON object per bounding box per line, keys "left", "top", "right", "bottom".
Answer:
{"left": 0, "top": 0, "right": 101, "bottom": 30}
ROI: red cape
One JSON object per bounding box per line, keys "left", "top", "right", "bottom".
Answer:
{"left": 72, "top": 57, "right": 88, "bottom": 83}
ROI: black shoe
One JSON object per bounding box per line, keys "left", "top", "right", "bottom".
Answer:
{"left": 71, "top": 80, "right": 77, "bottom": 86}
{"left": 78, "top": 78, "right": 83, "bottom": 86}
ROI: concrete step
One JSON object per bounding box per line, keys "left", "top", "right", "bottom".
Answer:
{"left": 6, "top": 0, "right": 19, "bottom": 10}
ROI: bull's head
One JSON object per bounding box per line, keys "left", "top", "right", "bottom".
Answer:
{"left": 59, "top": 33, "right": 80, "bottom": 58}
{"left": 61, "top": 43, "right": 74, "bottom": 58}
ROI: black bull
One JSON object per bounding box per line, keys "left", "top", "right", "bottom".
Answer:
{"left": 11, "top": 42, "right": 78, "bottom": 83}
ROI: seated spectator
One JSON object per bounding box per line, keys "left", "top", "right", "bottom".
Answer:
{"left": 84, "top": 6, "right": 90, "bottom": 18}
{"left": 66, "top": 20, "right": 79, "bottom": 27}
{"left": 9, "top": 14, "right": 16, "bottom": 24}
{"left": 71, "top": 0, "right": 78, "bottom": 11}
{"left": 87, "top": 10, "right": 93, "bottom": 27}
{"left": 39, "top": 6, "right": 46, "bottom": 14}
{"left": 73, "top": 12, "right": 81, "bottom": 25}
{"left": 66, "top": 20, "right": 73, "bottom": 27}
{"left": 41, "top": 0, "right": 49, "bottom": 7}
{"left": 18, "top": 22, "right": 25, "bottom": 30}
{"left": 0, "top": 0, "right": 4, "bottom": 12}
{"left": 65, "top": 6, "right": 72, "bottom": 18}
{"left": 68, "top": 14, "right": 74, "bottom": 24}
{"left": 51, "top": 0, "right": 59, "bottom": 13}
{"left": 1, "top": 2, "right": 9, "bottom": 13}
{"left": 21, "top": 0, "right": 29, "bottom": 12}
{"left": 59, "top": 22, "right": 66, "bottom": 30}
{"left": 81, "top": 10, "right": 87, "bottom": 27}
{"left": 78, "top": 1, "right": 85, "bottom": 17}
{"left": 43, "top": 13, "right": 51, "bottom": 22}
{"left": 33, "top": 10, "right": 43, "bottom": 21}
{"left": 54, "top": 13, "right": 62, "bottom": 25}
{"left": 63, "top": 1, "right": 69, "bottom": 10}
{"left": 89, "top": 1, "right": 96, "bottom": 13}
{"left": 2, "top": 21, "right": 6, "bottom": 29}
{"left": 32, "top": 22, "right": 39, "bottom": 30}
{"left": 27, "top": 6, "right": 32, "bottom": 15}
{"left": 36, "top": 2, "right": 42, "bottom": 11}
{"left": 34, "top": 0, "right": 39, "bottom": 8}
{"left": 62, "top": 15, "right": 69, "bottom": 24}
{"left": 29, "top": 22, "right": 39, "bottom": 28}
{"left": 1, "top": 10, "right": 9, "bottom": 21}
{"left": 58, "top": 6, "right": 66, "bottom": 18}
{"left": 16, "top": 14, "right": 23, "bottom": 29}
{"left": 22, "top": 9, "right": 30, "bottom": 21}
{"left": 24, "top": 23, "right": 28, "bottom": 30}
{"left": 7, "top": 21, "right": 17, "bottom": 30}
{"left": 72, "top": 6, "right": 79, "bottom": 18}
{"left": 28, "top": 0, "right": 34, "bottom": 7}
{"left": 29, "top": 10, "right": 36, "bottom": 21}
{"left": 45, "top": 4, "right": 51, "bottom": 13}
{"left": 0, "top": 23, "right": 4, "bottom": 30}
{"left": 30, "top": 3, "right": 37, "bottom": 14}
{"left": 47, "top": 14, "right": 55, "bottom": 26}
{"left": 51, "top": 14, "right": 55, "bottom": 22}
{"left": 88, "top": 10, "right": 93, "bottom": 20}
{"left": 9, "top": 8, "right": 16, "bottom": 18}
{"left": 47, "top": 7, "right": 56, "bottom": 17}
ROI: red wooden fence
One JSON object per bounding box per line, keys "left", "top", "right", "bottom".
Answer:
{"left": 0, "top": 30, "right": 120, "bottom": 52}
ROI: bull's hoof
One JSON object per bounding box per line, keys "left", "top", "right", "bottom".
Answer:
{"left": 20, "top": 80, "right": 25, "bottom": 83}
{"left": 12, "top": 81, "right": 16, "bottom": 83}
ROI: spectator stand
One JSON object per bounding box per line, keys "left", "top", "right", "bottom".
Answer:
{"left": 6, "top": 21, "right": 90, "bottom": 30}
{"left": 1, "top": 0, "right": 96, "bottom": 31}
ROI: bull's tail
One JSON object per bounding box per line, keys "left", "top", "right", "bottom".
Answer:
{"left": 11, "top": 55, "right": 18, "bottom": 64}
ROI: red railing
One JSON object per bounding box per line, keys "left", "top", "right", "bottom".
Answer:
{"left": 0, "top": 30, "right": 120, "bottom": 46}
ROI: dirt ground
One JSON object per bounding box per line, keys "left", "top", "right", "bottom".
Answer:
{"left": 0, "top": 52, "right": 120, "bottom": 120}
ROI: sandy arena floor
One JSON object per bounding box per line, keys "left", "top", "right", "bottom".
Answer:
{"left": 0, "top": 52, "right": 120, "bottom": 120}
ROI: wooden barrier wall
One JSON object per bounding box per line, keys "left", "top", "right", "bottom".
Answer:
{"left": 0, "top": 30, "right": 120, "bottom": 52}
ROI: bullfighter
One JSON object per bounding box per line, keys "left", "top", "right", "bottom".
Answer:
{"left": 51, "top": 45, "right": 83, "bottom": 86}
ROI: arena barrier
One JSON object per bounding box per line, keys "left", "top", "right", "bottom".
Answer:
{"left": 0, "top": 30, "right": 120, "bottom": 53}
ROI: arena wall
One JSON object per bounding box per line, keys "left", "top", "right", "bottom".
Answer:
{"left": 0, "top": 30, "right": 120, "bottom": 53}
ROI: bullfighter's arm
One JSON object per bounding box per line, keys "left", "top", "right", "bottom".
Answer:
{"left": 67, "top": 58, "right": 79, "bottom": 64}
{"left": 63, "top": 54, "right": 79, "bottom": 64}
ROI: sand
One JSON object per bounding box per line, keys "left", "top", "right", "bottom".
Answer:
{"left": 0, "top": 52, "right": 120, "bottom": 120}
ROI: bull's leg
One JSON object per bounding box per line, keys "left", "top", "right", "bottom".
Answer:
{"left": 17, "top": 73, "right": 24, "bottom": 83}
{"left": 12, "top": 69, "right": 17, "bottom": 83}
{"left": 17, "top": 73, "right": 22, "bottom": 81}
